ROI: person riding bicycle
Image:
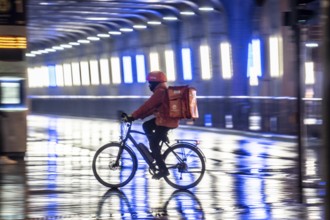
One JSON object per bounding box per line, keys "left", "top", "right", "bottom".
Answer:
{"left": 126, "top": 71, "right": 179, "bottom": 179}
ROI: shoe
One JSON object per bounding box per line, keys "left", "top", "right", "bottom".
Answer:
{"left": 152, "top": 170, "right": 169, "bottom": 180}
{"left": 0, "top": 156, "right": 17, "bottom": 165}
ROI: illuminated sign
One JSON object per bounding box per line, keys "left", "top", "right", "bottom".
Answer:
{"left": 0, "top": 82, "right": 20, "bottom": 104}
{"left": 0, "top": 78, "right": 24, "bottom": 107}
{"left": 0, "top": 36, "right": 26, "bottom": 49}
{"left": 0, "top": 0, "right": 26, "bottom": 25}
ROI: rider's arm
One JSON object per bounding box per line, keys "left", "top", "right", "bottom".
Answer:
{"left": 131, "top": 88, "right": 165, "bottom": 120}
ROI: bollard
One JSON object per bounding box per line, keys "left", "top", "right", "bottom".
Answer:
{"left": 225, "top": 115, "right": 233, "bottom": 128}
{"left": 204, "top": 114, "right": 212, "bottom": 127}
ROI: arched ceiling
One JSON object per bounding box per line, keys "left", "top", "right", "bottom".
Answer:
{"left": 27, "top": 0, "right": 224, "bottom": 52}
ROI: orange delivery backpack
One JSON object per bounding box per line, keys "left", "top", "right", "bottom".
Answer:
{"left": 167, "top": 85, "right": 199, "bottom": 119}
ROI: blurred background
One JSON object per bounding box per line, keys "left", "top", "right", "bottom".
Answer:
{"left": 0, "top": 0, "right": 328, "bottom": 219}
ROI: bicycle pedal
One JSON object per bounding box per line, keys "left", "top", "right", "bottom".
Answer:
{"left": 152, "top": 170, "right": 170, "bottom": 180}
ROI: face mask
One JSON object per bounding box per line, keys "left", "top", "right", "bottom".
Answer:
{"left": 149, "top": 82, "right": 159, "bottom": 92}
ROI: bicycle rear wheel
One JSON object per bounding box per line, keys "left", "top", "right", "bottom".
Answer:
{"left": 92, "top": 142, "right": 137, "bottom": 188}
{"left": 163, "top": 143, "right": 205, "bottom": 189}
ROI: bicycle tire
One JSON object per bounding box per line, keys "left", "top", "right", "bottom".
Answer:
{"left": 163, "top": 143, "right": 206, "bottom": 189}
{"left": 92, "top": 142, "right": 137, "bottom": 188}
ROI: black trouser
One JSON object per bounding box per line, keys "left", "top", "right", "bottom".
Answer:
{"left": 142, "top": 118, "right": 170, "bottom": 171}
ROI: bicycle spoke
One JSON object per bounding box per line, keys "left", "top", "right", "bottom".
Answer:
{"left": 181, "top": 170, "right": 203, "bottom": 173}
{"left": 163, "top": 144, "right": 205, "bottom": 189}
{"left": 92, "top": 143, "right": 137, "bottom": 188}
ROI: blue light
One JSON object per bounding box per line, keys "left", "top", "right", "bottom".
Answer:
{"left": 247, "top": 39, "right": 262, "bottom": 77}
{"left": 247, "top": 39, "right": 262, "bottom": 86}
{"left": 48, "top": 65, "right": 56, "bottom": 87}
{"left": 247, "top": 43, "right": 253, "bottom": 78}
{"left": 136, "top": 54, "right": 146, "bottom": 83}
{"left": 252, "top": 39, "right": 262, "bottom": 77}
{"left": 204, "top": 114, "right": 212, "bottom": 127}
{"left": 123, "top": 56, "right": 133, "bottom": 83}
{"left": 181, "top": 48, "right": 193, "bottom": 80}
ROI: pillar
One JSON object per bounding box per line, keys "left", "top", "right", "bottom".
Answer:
{"left": 0, "top": 0, "right": 27, "bottom": 158}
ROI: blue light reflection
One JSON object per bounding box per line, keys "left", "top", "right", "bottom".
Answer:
{"left": 236, "top": 139, "right": 270, "bottom": 219}
{"left": 47, "top": 65, "right": 57, "bottom": 87}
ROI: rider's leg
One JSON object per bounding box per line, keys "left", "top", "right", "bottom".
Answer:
{"left": 142, "top": 118, "right": 159, "bottom": 159}
{"left": 150, "top": 126, "right": 170, "bottom": 179}
{"left": 142, "top": 118, "right": 170, "bottom": 179}
{"left": 142, "top": 118, "right": 156, "bottom": 136}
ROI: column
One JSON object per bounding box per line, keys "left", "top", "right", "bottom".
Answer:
{"left": 0, "top": 0, "right": 27, "bottom": 158}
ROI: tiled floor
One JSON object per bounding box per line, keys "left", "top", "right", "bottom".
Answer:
{"left": 0, "top": 115, "right": 325, "bottom": 219}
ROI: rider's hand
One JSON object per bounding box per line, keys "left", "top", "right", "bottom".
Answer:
{"left": 126, "top": 115, "right": 135, "bottom": 122}
{"left": 120, "top": 112, "right": 128, "bottom": 119}
{"left": 120, "top": 112, "right": 135, "bottom": 122}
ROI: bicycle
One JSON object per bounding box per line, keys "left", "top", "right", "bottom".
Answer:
{"left": 92, "top": 112, "right": 206, "bottom": 190}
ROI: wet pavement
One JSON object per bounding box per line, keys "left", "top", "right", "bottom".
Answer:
{"left": 0, "top": 115, "right": 325, "bottom": 219}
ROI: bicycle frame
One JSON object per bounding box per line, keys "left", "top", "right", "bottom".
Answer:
{"left": 116, "top": 122, "right": 182, "bottom": 166}
{"left": 116, "top": 121, "right": 155, "bottom": 167}
{"left": 116, "top": 120, "right": 204, "bottom": 169}
{"left": 121, "top": 122, "right": 144, "bottom": 146}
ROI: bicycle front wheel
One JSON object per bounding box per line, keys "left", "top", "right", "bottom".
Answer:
{"left": 163, "top": 143, "right": 206, "bottom": 189}
{"left": 92, "top": 142, "right": 137, "bottom": 188}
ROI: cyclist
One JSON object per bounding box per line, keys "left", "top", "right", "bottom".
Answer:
{"left": 126, "top": 71, "right": 179, "bottom": 179}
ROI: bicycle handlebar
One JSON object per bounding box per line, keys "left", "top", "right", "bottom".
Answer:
{"left": 120, "top": 112, "right": 128, "bottom": 120}
{"left": 120, "top": 111, "right": 133, "bottom": 124}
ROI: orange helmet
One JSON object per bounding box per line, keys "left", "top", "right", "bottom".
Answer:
{"left": 146, "top": 71, "right": 167, "bottom": 82}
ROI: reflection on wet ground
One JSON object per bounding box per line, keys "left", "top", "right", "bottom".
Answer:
{"left": 0, "top": 115, "right": 324, "bottom": 219}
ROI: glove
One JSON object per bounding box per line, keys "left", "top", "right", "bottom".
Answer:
{"left": 120, "top": 112, "right": 135, "bottom": 122}
{"left": 126, "top": 115, "right": 135, "bottom": 122}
